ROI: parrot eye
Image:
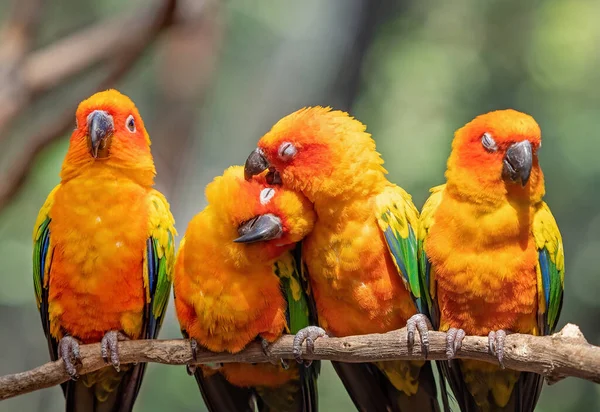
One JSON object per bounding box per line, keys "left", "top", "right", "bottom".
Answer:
{"left": 278, "top": 142, "right": 297, "bottom": 161}
{"left": 126, "top": 115, "right": 136, "bottom": 133}
{"left": 260, "top": 188, "right": 276, "bottom": 205}
{"left": 481, "top": 132, "right": 497, "bottom": 152}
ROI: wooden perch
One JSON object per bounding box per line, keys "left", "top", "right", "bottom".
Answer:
{"left": 0, "top": 323, "right": 598, "bottom": 401}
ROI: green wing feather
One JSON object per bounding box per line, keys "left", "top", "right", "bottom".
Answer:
{"left": 417, "top": 184, "right": 445, "bottom": 328}
{"left": 274, "top": 242, "right": 320, "bottom": 412}
{"left": 143, "top": 190, "right": 177, "bottom": 339}
{"left": 533, "top": 202, "right": 565, "bottom": 335}
{"left": 374, "top": 185, "right": 423, "bottom": 313}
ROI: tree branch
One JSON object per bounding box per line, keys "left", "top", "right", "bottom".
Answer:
{"left": 0, "top": 323, "right": 597, "bottom": 401}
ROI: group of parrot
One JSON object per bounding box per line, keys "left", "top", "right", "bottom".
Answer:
{"left": 32, "top": 89, "right": 564, "bottom": 412}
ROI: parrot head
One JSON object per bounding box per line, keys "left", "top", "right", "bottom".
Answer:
{"left": 206, "top": 166, "right": 315, "bottom": 261}
{"left": 243, "top": 107, "right": 386, "bottom": 203}
{"left": 61, "top": 89, "right": 155, "bottom": 184}
{"left": 447, "top": 109, "right": 544, "bottom": 200}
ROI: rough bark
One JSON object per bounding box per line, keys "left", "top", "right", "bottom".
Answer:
{"left": 0, "top": 323, "right": 598, "bottom": 401}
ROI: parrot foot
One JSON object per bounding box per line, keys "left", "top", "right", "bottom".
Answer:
{"left": 446, "top": 328, "right": 466, "bottom": 360}
{"left": 406, "top": 314, "right": 432, "bottom": 358}
{"left": 58, "top": 335, "right": 82, "bottom": 380}
{"left": 292, "top": 326, "right": 328, "bottom": 367}
{"left": 261, "top": 338, "right": 289, "bottom": 370}
{"left": 101, "top": 330, "right": 128, "bottom": 372}
{"left": 488, "top": 329, "right": 508, "bottom": 368}
{"left": 186, "top": 338, "right": 198, "bottom": 376}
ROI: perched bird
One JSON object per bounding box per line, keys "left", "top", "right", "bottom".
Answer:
{"left": 419, "top": 109, "right": 564, "bottom": 411}
{"left": 32, "top": 89, "right": 176, "bottom": 412}
{"left": 244, "top": 107, "right": 441, "bottom": 412}
{"left": 174, "top": 165, "right": 319, "bottom": 412}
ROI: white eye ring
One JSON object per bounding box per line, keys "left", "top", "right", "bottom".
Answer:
{"left": 481, "top": 132, "right": 497, "bottom": 152}
{"left": 260, "top": 188, "right": 276, "bottom": 205}
{"left": 278, "top": 142, "right": 297, "bottom": 161}
{"left": 75, "top": 117, "right": 78, "bottom": 129}
{"left": 126, "top": 115, "right": 136, "bottom": 133}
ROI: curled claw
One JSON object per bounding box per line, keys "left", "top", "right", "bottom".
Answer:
{"left": 446, "top": 328, "right": 466, "bottom": 361}
{"left": 186, "top": 338, "right": 198, "bottom": 376}
{"left": 261, "top": 338, "right": 289, "bottom": 370}
{"left": 58, "top": 336, "right": 81, "bottom": 380}
{"left": 406, "top": 314, "right": 432, "bottom": 358}
{"left": 488, "top": 329, "right": 508, "bottom": 368}
{"left": 292, "top": 326, "right": 328, "bottom": 367}
{"left": 101, "top": 330, "right": 127, "bottom": 372}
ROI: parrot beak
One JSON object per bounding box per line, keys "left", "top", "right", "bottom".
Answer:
{"left": 244, "top": 148, "right": 269, "bottom": 180}
{"left": 503, "top": 140, "right": 533, "bottom": 187}
{"left": 234, "top": 214, "right": 283, "bottom": 243}
{"left": 87, "top": 110, "right": 114, "bottom": 159}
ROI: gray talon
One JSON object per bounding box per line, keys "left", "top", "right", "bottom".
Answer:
{"left": 101, "top": 331, "right": 127, "bottom": 372}
{"left": 186, "top": 338, "right": 198, "bottom": 375}
{"left": 446, "top": 328, "right": 466, "bottom": 360}
{"left": 58, "top": 336, "right": 81, "bottom": 380}
{"left": 488, "top": 330, "right": 507, "bottom": 368}
{"left": 292, "top": 326, "right": 328, "bottom": 367}
{"left": 261, "top": 338, "right": 289, "bottom": 369}
{"left": 406, "top": 314, "right": 432, "bottom": 358}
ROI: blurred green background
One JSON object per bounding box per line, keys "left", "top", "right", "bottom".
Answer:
{"left": 0, "top": 0, "right": 598, "bottom": 411}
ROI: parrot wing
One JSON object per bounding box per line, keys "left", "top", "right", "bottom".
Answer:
{"left": 275, "top": 243, "right": 320, "bottom": 412}
{"left": 375, "top": 184, "right": 425, "bottom": 314}
{"left": 32, "top": 185, "right": 63, "bottom": 392}
{"left": 419, "top": 185, "right": 456, "bottom": 412}
{"left": 326, "top": 186, "right": 441, "bottom": 412}
{"left": 417, "top": 184, "right": 445, "bottom": 329}
{"left": 116, "top": 189, "right": 176, "bottom": 409}
{"left": 533, "top": 202, "right": 565, "bottom": 335}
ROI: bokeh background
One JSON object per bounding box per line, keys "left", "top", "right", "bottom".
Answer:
{"left": 0, "top": 0, "right": 598, "bottom": 411}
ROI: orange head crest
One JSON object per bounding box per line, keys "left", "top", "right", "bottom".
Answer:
{"left": 60, "top": 89, "right": 155, "bottom": 184}
{"left": 446, "top": 109, "right": 545, "bottom": 201}
{"left": 205, "top": 166, "right": 315, "bottom": 254}
{"left": 243, "top": 107, "right": 386, "bottom": 202}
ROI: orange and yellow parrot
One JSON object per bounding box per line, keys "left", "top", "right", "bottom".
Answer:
{"left": 419, "top": 109, "right": 564, "bottom": 411}
{"left": 174, "top": 165, "right": 319, "bottom": 412}
{"left": 32, "top": 89, "right": 176, "bottom": 411}
{"left": 244, "top": 107, "right": 441, "bottom": 412}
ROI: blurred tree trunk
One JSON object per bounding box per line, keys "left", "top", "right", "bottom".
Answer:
{"left": 328, "top": 0, "right": 406, "bottom": 112}
{"left": 152, "top": 0, "right": 224, "bottom": 210}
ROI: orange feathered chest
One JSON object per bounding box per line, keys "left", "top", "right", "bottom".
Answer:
{"left": 175, "top": 225, "right": 288, "bottom": 354}
{"left": 303, "top": 198, "right": 416, "bottom": 337}
{"left": 47, "top": 171, "right": 149, "bottom": 343}
{"left": 174, "top": 226, "right": 291, "bottom": 387}
{"left": 425, "top": 193, "right": 538, "bottom": 336}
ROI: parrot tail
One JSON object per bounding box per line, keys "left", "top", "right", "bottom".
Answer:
{"left": 440, "top": 359, "right": 544, "bottom": 412}
{"left": 194, "top": 362, "right": 319, "bottom": 412}
{"left": 193, "top": 368, "right": 255, "bottom": 412}
{"left": 65, "top": 364, "right": 147, "bottom": 412}
{"left": 332, "top": 360, "right": 442, "bottom": 412}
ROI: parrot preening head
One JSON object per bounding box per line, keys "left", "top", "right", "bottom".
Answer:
{"left": 205, "top": 166, "right": 315, "bottom": 264}
{"left": 244, "top": 106, "right": 386, "bottom": 202}
{"left": 445, "top": 109, "right": 544, "bottom": 202}
{"left": 61, "top": 89, "right": 156, "bottom": 184}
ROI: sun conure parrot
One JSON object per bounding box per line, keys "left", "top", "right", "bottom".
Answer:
{"left": 32, "top": 89, "right": 176, "bottom": 412}
{"left": 418, "top": 109, "right": 565, "bottom": 411}
{"left": 244, "top": 107, "right": 441, "bottom": 412}
{"left": 173, "top": 165, "right": 320, "bottom": 412}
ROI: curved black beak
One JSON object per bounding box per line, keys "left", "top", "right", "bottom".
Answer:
{"left": 88, "top": 110, "right": 114, "bottom": 158}
{"left": 234, "top": 214, "right": 283, "bottom": 243}
{"left": 503, "top": 140, "right": 533, "bottom": 187}
{"left": 244, "top": 148, "right": 269, "bottom": 181}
